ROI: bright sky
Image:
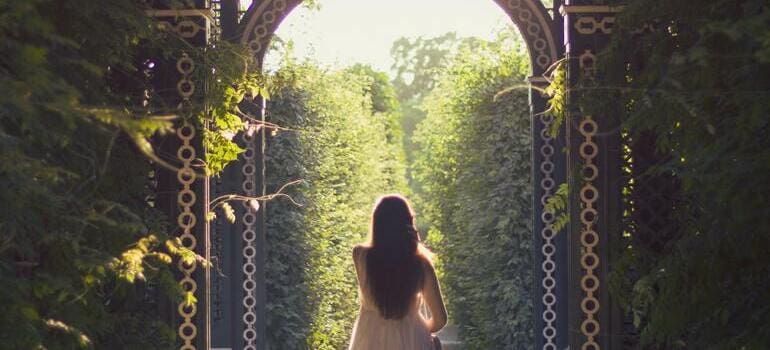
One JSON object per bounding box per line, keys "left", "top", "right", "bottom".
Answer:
{"left": 263, "top": 0, "right": 512, "bottom": 74}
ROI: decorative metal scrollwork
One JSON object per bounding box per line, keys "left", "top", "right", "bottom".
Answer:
{"left": 499, "top": 0, "right": 559, "bottom": 70}
{"left": 579, "top": 50, "right": 597, "bottom": 79}
{"left": 160, "top": 20, "right": 205, "bottom": 38}
{"left": 242, "top": 0, "right": 288, "bottom": 58}
{"left": 574, "top": 16, "right": 615, "bottom": 35}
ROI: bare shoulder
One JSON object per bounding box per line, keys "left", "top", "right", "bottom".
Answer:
{"left": 352, "top": 244, "right": 369, "bottom": 261}
{"left": 420, "top": 256, "right": 437, "bottom": 279}
{"left": 352, "top": 244, "right": 368, "bottom": 253}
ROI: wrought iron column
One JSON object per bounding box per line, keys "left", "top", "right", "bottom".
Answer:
{"left": 530, "top": 75, "right": 570, "bottom": 350}
{"left": 525, "top": 1, "right": 569, "bottom": 349}
{"left": 148, "top": 2, "right": 212, "bottom": 349}
{"left": 562, "top": 2, "right": 624, "bottom": 349}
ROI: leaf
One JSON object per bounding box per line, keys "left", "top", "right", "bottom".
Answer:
{"left": 183, "top": 291, "right": 197, "bottom": 307}
{"left": 83, "top": 274, "right": 96, "bottom": 286}
{"left": 222, "top": 202, "right": 236, "bottom": 223}
{"left": 260, "top": 86, "right": 271, "bottom": 100}
{"left": 21, "top": 307, "right": 39, "bottom": 321}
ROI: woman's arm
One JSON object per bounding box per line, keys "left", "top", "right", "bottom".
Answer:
{"left": 422, "top": 261, "right": 448, "bottom": 333}
{"left": 352, "top": 245, "right": 366, "bottom": 287}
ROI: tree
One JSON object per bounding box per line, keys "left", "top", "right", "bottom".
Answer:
{"left": 389, "top": 33, "right": 475, "bottom": 192}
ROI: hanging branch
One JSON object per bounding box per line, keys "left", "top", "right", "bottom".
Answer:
{"left": 236, "top": 108, "right": 297, "bottom": 134}
{"left": 207, "top": 179, "right": 304, "bottom": 223}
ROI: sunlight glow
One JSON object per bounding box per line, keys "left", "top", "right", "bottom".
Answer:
{"left": 264, "top": 0, "right": 511, "bottom": 74}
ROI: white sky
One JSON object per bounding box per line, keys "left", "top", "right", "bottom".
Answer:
{"left": 263, "top": 0, "right": 512, "bottom": 74}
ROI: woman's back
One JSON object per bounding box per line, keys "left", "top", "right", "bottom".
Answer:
{"left": 348, "top": 195, "right": 447, "bottom": 350}
{"left": 348, "top": 245, "right": 446, "bottom": 350}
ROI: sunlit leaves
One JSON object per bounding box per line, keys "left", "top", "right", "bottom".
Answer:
{"left": 542, "top": 61, "right": 566, "bottom": 138}
{"left": 222, "top": 202, "right": 236, "bottom": 223}
{"left": 0, "top": 1, "right": 238, "bottom": 347}
{"left": 544, "top": 183, "right": 569, "bottom": 235}
{"left": 183, "top": 291, "right": 198, "bottom": 308}
{"left": 200, "top": 41, "right": 269, "bottom": 176}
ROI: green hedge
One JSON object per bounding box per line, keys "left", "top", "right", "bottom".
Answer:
{"left": 264, "top": 60, "right": 407, "bottom": 349}
{"left": 412, "top": 35, "right": 534, "bottom": 349}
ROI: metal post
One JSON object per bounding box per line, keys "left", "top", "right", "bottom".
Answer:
{"left": 562, "top": 1, "right": 624, "bottom": 349}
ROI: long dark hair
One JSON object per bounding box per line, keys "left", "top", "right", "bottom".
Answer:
{"left": 365, "top": 194, "right": 428, "bottom": 319}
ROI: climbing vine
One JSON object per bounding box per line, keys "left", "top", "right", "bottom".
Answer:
{"left": 543, "top": 60, "right": 566, "bottom": 139}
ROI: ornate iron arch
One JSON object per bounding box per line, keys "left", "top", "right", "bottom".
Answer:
{"left": 239, "top": 0, "right": 559, "bottom": 75}
{"left": 146, "top": 1, "right": 635, "bottom": 350}
{"left": 227, "top": 2, "right": 568, "bottom": 350}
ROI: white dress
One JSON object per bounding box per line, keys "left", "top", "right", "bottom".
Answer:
{"left": 347, "top": 248, "right": 434, "bottom": 350}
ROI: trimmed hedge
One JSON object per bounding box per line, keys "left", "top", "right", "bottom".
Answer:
{"left": 264, "top": 60, "right": 407, "bottom": 349}
{"left": 413, "top": 34, "right": 534, "bottom": 349}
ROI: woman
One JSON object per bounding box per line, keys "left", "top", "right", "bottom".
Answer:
{"left": 348, "top": 194, "right": 448, "bottom": 350}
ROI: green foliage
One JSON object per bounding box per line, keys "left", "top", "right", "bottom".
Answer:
{"left": 0, "top": 1, "right": 185, "bottom": 347}
{"left": 262, "top": 59, "right": 408, "bottom": 349}
{"left": 0, "top": 1, "right": 254, "bottom": 348}
{"left": 199, "top": 41, "right": 268, "bottom": 176}
{"left": 543, "top": 183, "right": 569, "bottom": 235}
{"left": 345, "top": 64, "right": 409, "bottom": 192}
{"left": 542, "top": 61, "right": 566, "bottom": 138}
{"left": 601, "top": 0, "right": 770, "bottom": 348}
{"left": 394, "top": 29, "right": 526, "bottom": 228}
{"left": 390, "top": 32, "right": 468, "bottom": 187}
{"left": 391, "top": 33, "right": 467, "bottom": 103}
{"left": 412, "top": 33, "right": 533, "bottom": 349}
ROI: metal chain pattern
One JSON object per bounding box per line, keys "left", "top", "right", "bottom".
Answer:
{"left": 237, "top": 2, "right": 560, "bottom": 349}
{"left": 578, "top": 115, "right": 600, "bottom": 350}
{"left": 241, "top": 128, "right": 259, "bottom": 349}
{"left": 500, "top": 0, "right": 558, "bottom": 70}
{"left": 576, "top": 48, "right": 601, "bottom": 350}
{"left": 242, "top": 0, "right": 288, "bottom": 57}
{"left": 176, "top": 52, "right": 199, "bottom": 350}
{"left": 538, "top": 109, "right": 558, "bottom": 349}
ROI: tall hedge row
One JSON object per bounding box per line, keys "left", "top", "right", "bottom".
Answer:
{"left": 412, "top": 36, "right": 534, "bottom": 349}
{"left": 263, "top": 60, "right": 407, "bottom": 350}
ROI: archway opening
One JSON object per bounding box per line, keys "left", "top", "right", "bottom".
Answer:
{"left": 211, "top": 1, "right": 561, "bottom": 349}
